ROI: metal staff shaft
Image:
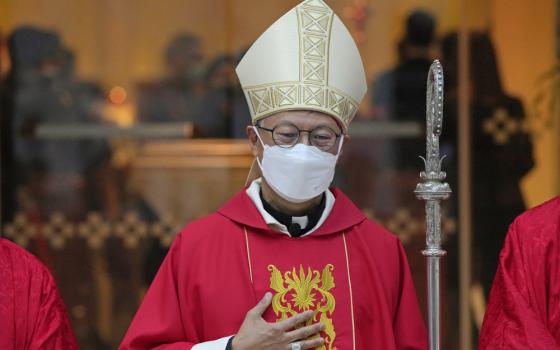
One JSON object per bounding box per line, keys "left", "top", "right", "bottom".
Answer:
{"left": 415, "top": 60, "right": 451, "bottom": 350}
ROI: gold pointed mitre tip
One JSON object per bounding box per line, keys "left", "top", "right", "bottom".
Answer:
{"left": 235, "top": 0, "right": 367, "bottom": 132}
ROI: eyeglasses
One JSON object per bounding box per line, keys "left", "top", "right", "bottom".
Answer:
{"left": 256, "top": 122, "right": 342, "bottom": 151}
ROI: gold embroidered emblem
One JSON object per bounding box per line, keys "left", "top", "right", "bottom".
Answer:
{"left": 268, "top": 264, "right": 336, "bottom": 349}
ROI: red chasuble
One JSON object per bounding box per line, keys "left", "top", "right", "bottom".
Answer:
{"left": 479, "top": 196, "right": 560, "bottom": 350}
{"left": 0, "top": 238, "right": 78, "bottom": 350}
{"left": 120, "top": 188, "right": 427, "bottom": 349}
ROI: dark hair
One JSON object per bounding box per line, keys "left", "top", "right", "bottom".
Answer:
{"left": 8, "top": 26, "right": 62, "bottom": 70}
{"left": 405, "top": 10, "right": 436, "bottom": 47}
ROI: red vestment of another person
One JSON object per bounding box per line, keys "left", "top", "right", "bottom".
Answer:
{"left": 479, "top": 196, "right": 560, "bottom": 349}
{"left": 120, "top": 187, "right": 427, "bottom": 350}
{"left": 0, "top": 238, "right": 78, "bottom": 349}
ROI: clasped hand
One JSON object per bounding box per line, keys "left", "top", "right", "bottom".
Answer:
{"left": 231, "top": 292, "right": 325, "bottom": 350}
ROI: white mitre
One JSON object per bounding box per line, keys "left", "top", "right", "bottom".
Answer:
{"left": 236, "top": 0, "right": 367, "bottom": 131}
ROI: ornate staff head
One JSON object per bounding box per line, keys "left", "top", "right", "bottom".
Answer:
{"left": 419, "top": 60, "right": 449, "bottom": 185}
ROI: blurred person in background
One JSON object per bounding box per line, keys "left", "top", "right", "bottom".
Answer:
{"left": 371, "top": 9, "right": 436, "bottom": 172}
{"left": 137, "top": 33, "right": 217, "bottom": 137}
{"left": 441, "top": 31, "right": 534, "bottom": 297}
{"left": 6, "top": 26, "right": 110, "bottom": 221}
{"left": 338, "top": 9, "right": 437, "bottom": 220}
{"left": 198, "top": 53, "right": 236, "bottom": 138}
{"left": 200, "top": 50, "right": 261, "bottom": 138}
{"left": 4, "top": 26, "right": 114, "bottom": 349}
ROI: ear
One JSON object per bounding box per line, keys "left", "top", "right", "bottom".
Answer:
{"left": 246, "top": 125, "right": 259, "bottom": 157}
{"left": 342, "top": 134, "right": 350, "bottom": 146}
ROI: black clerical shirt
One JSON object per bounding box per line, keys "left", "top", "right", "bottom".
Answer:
{"left": 258, "top": 190, "right": 326, "bottom": 237}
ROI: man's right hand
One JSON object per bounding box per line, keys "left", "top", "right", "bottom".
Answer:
{"left": 231, "top": 292, "right": 325, "bottom": 350}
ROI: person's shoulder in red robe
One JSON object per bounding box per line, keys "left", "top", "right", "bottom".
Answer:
{"left": 0, "top": 238, "right": 78, "bottom": 350}
{"left": 479, "top": 196, "right": 560, "bottom": 350}
{"left": 120, "top": 187, "right": 427, "bottom": 349}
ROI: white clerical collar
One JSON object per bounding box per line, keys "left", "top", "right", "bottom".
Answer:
{"left": 246, "top": 178, "right": 335, "bottom": 237}
{"left": 291, "top": 216, "right": 309, "bottom": 230}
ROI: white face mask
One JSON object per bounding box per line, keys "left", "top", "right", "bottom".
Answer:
{"left": 253, "top": 126, "right": 343, "bottom": 203}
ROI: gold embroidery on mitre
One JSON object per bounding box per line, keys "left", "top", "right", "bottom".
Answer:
{"left": 268, "top": 264, "right": 337, "bottom": 350}
{"left": 246, "top": 83, "right": 358, "bottom": 126}
{"left": 298, "top": 2, "right": 331, "bottom": 85}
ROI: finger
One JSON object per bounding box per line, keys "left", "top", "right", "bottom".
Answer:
{"left": 300, "top": 337, "right": 325, "bottom": 349}
{"left": 285, "top": 322, "right": 324, "bottom": 342}
{"left": 288, "top": 337, "right": 325, "bottom": 350}
{"left": 276, "top": 310, "right": 314, "bottom": 331}
{"left": 248, "top": 292, "right": 272, "bottom": 317}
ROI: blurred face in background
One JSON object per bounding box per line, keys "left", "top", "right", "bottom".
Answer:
{"left": 165, "top": 35, "right": 203, "bottom": 82}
